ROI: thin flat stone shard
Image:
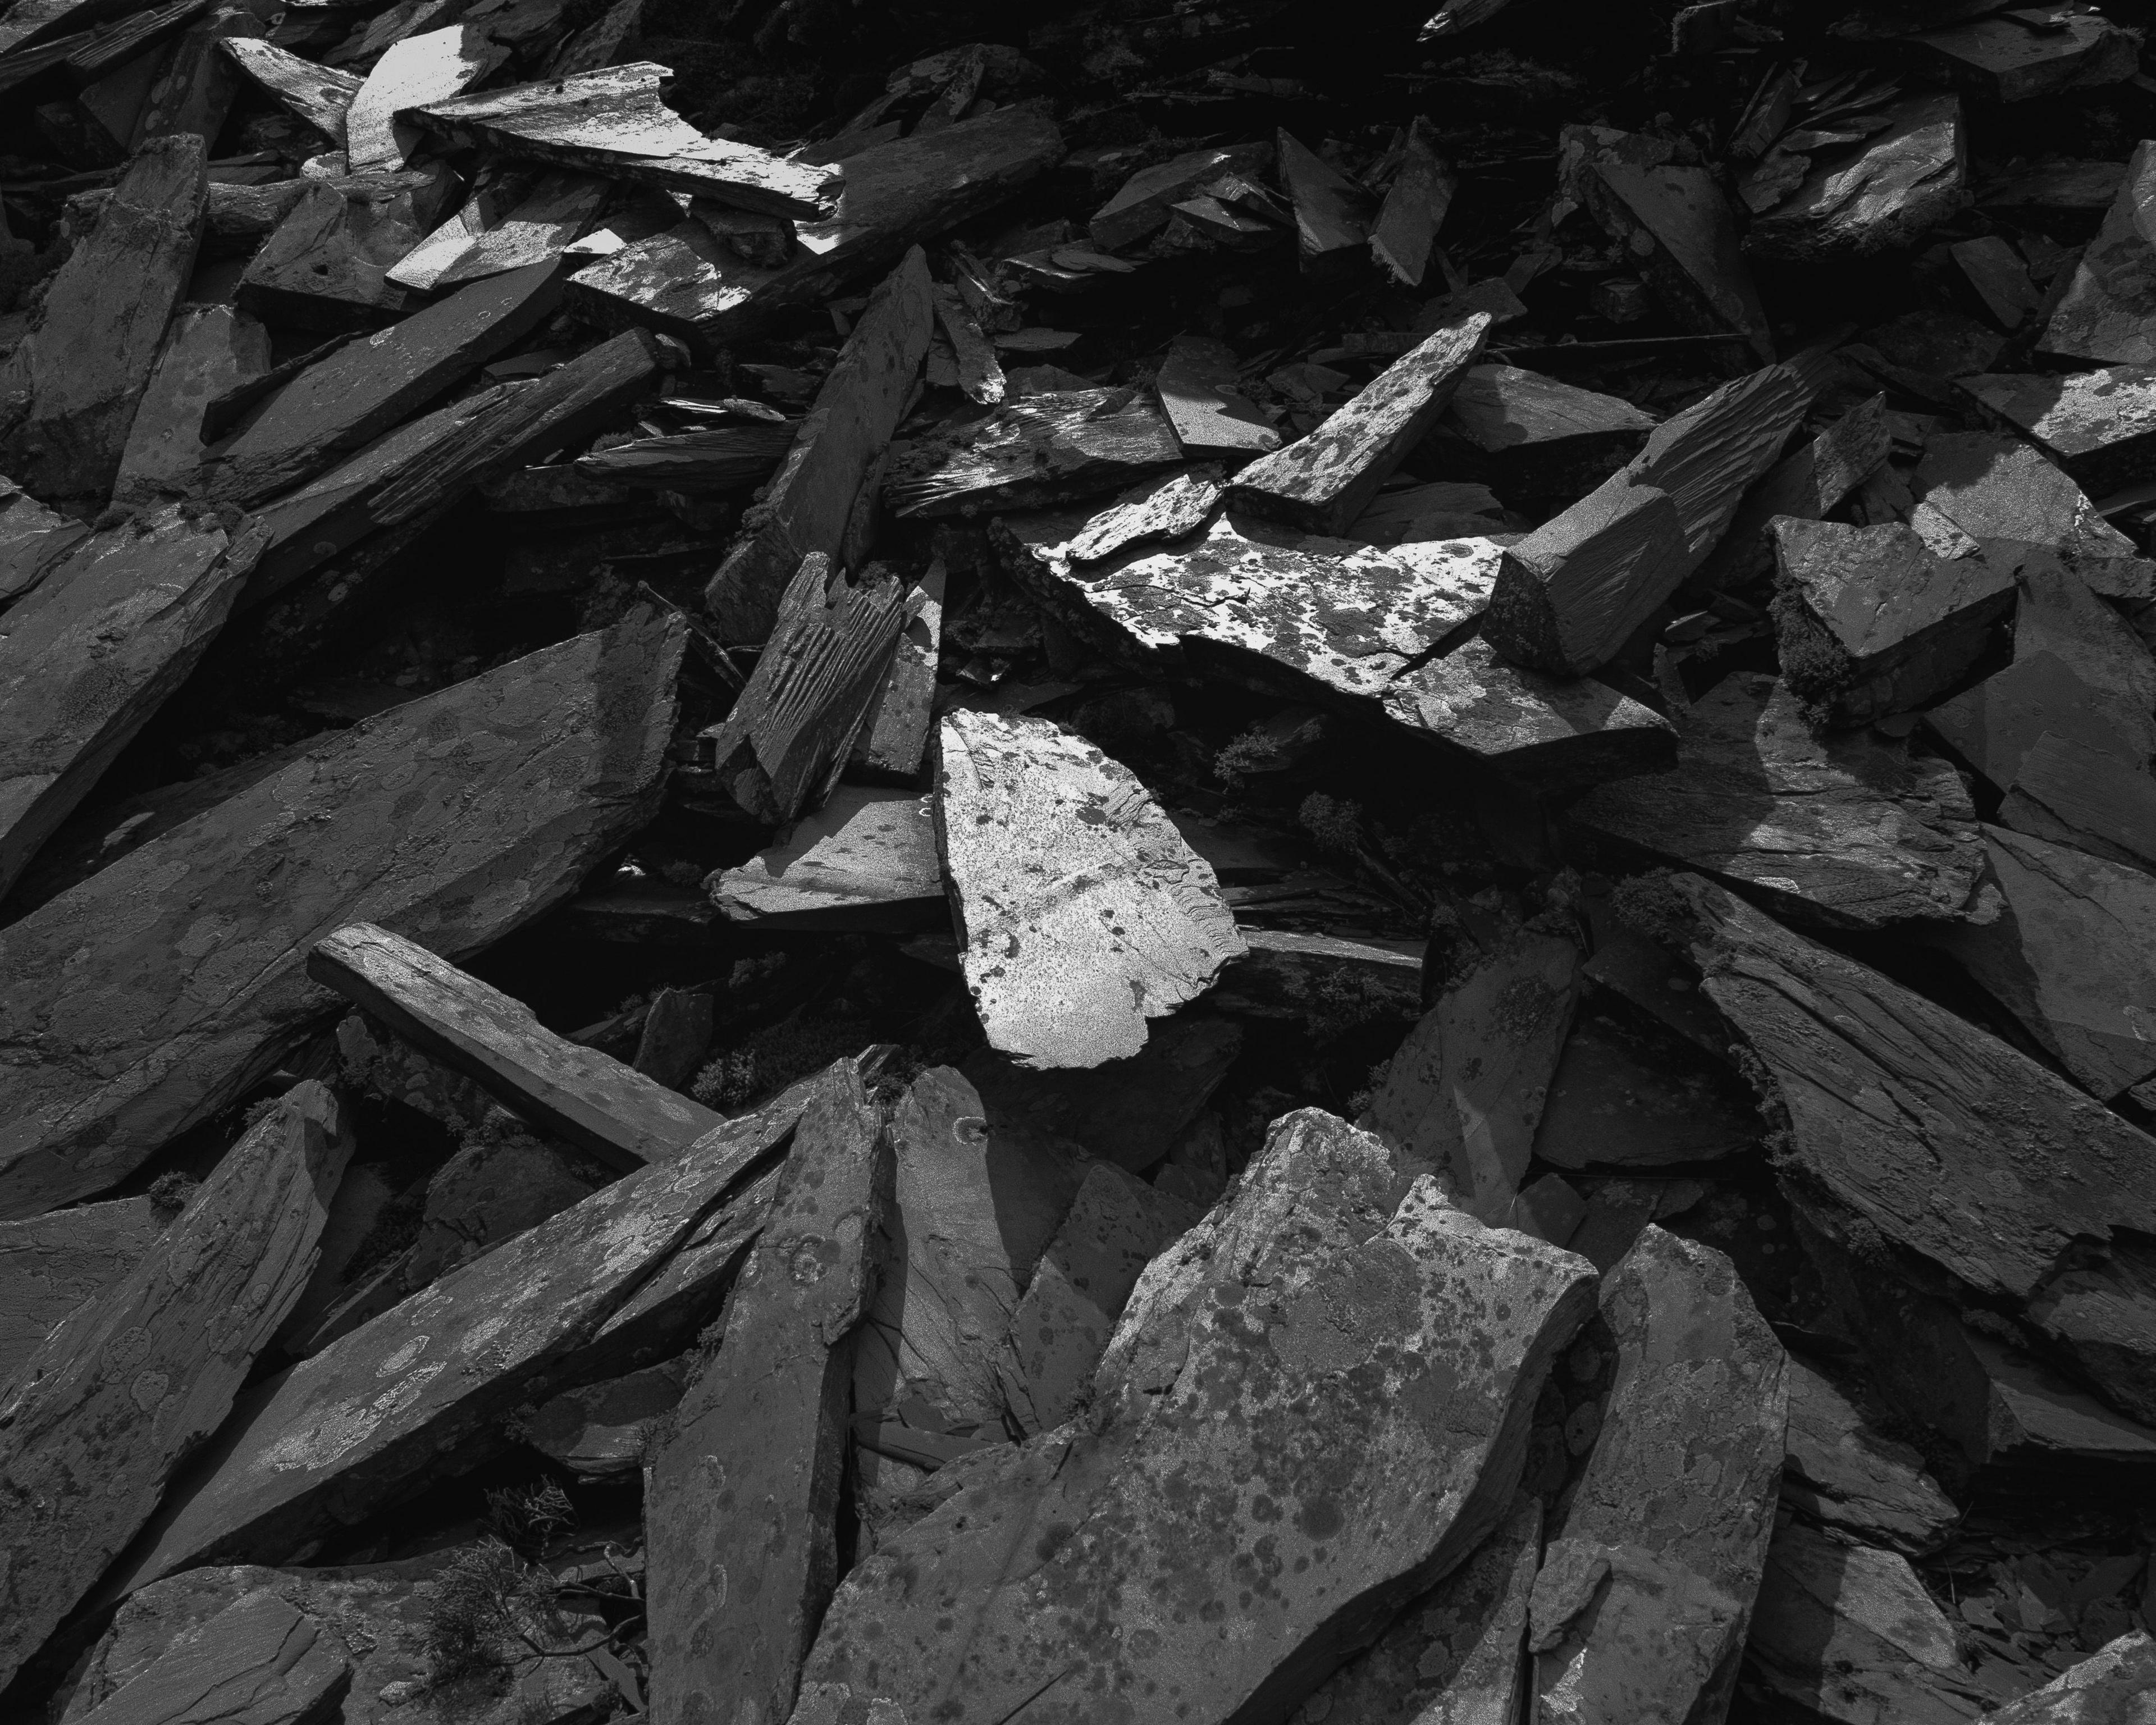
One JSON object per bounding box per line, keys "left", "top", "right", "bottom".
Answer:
{"left": 884, "top": 385, "right": 1184, "bottom": 521}
{"left": 112, "top": 1068, "right": 835, "bottom": 1593}
{"left": 1934, "top": 825, "right": 2156, "bottom": 1100}
{"left": 402, "top": 62, "right": 837, "bottom": 217}
{"left": 1747, "top": 92, "right": 1967, "bottom": 262}
{"left": 68, "top": 1589, "right": 351, "bottom": 1725}
{"left": 218, "top": 36, "right": 359, "bottom": 141}
{"left": 343, "top": 22, "right": 502, "bottom": 174}
{"left": 1675, "top": 874, "right": 2156, "bottom": 1302}
{"left": 936, "top": 710, "right": 1243, "bottom": 1069}
{"left": 1744, "top": 1525, "right": 1991, "bottom": 1725}
{"left": 0, "top": 133, "right": 206, "bottom": 503}
{"left": 383, "top": 167, "right": 609, "bottom": 291}
{"left": 309, "top": 922, "right": 725, "bottom": 1167}
{"left": 1529, "top": 1226, "right": 1788, "bottom": 1725}
{"left": 0, "top": 508, "right": 257, "bottom": 904}
{"left": 1154, "top": 334, "right": 1280, "bottom": 458}
{"left": 711, "top": 786, "right": 944, "bottom": 931}
{"left": 1364, "top": 921, "right": 1580, "bottom": 1220}
{"left": 704, "top": 247, "right": 933, "bottom": 642}
{"left": 1692, "top": 394, "right": 1889, "bottom": 590}
{"left": 1225, "top": 313, "right": 1492, "bottom": 535}
{"left": 1570, "top": 672, "right": 1984, "bottom": 927}
{"left": 2040, "top": 140, "right": 2156, "bottom": 368}
{"left": 0, "top": 1084, "right": 354, "bottom": 1694}
{"left": 1089, "top": 142, "right": 1271, "bottom": 250}
{"left": 0, "top": 1195, "right": 157, "bottom": 1393}
{"left": 646, "top": 1063, "right": 887, "bottom": 1725}
{"left": 1436, "top": 363, "right": 1657, "bottom": 500}
{"left": 1370, "top": 115, "right": 1455, "bottom": 288}
{"left": 1583, "top": 158, "right": 1772, "bottom": 361}
{"left": 0, "top": 609, "right": 684, "bottom": 1221}
{"left": 790, "top": 1110, "right": 1600, "bottom": 1725}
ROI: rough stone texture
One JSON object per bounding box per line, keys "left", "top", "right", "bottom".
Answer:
{"left": 1780, "top": 1357, "right": 1961, "bottom": 1554}
{"left": 0, "top": 609, "right": 683, "bottom": 1220}
{"left": 1935, "top": 826, "right": 2156, "bottom": 1100}
{"left": 112, "top": 1067, "right": 833, "bottom": 1591}
{"left": 386, "top": 168, "right": 609, "bottom": 293}
{"left": 998, "top": 510, "right": 1673, "bottom": 787}
{"left": 1678, "top": 874, "right": 2156, "bottom": 1302}
{"left": 218, "top": 37, "right": 359, "bottom": 141}
{"left": 0, "top": 133, "right": 206, "bottom": 503}
{"left": 1090, "top": 143, "right": 1271, "bottom": 250}
{"left": 1225, "top": 313, "right": 1491, "bottom": 534}
{"left": 646, "top": 1062, "right": 886, "bottom": 1725}
{"left": 65, "top": 1589, "right": 350, "bottom": 1725}
{"left": 852, "top": 1064, "right": 1089, "bottom": 1440}
{"left": 1569, "top": 672, "right": 1985, "bottom": 928}
{"left": 713, "top": 786, "right": 944, "bottom": 931}
{"left": 1696, "top": 394, "right": 1890, "bottom": 590}
{"left": 568, "top": 109, "right": 1062, "bottom": 349}
{"left": 0, "top": 508, "right": 255, "bottom": 904}
{"left": 935, "top": 709, "right": 1244, "bottom": 1069}
{"left": 60, "top": 1548, "right": 615, "bottom": 1725}
{"left": 1913, "top": 432, "right": 2139, "bottom": 562}
{"left": 112, "top": 305, "right": 271, "bottom": 508}
{"left": 849, "top": 558, "right": 943, "bottom": 778}
{"left": 2039, "top": 140, "right": 2156, "bottom": 368}
{"left": 2000, "top": 731, "right": 2156, "bottom": 879}
{"left": 0, "top": 1084, "right": 354, "bottom": 1693}
{"left": 1363, "top": 920, "right": 1579, "bottom": 1220}
{"left": 1960, "top": 368, "right": 2156, "bottom": 499}
{"left": 1744, "top": 1524, "right": 1991, "bottom": 1725}
{"left": 1769, "top": 517, "right": 2021, "bottom": 726}
{"left": 1155, "top": 334, "right": 1280, "bottom": 457}
{"left": 1748, "top": 93, "right": 1966, "bottom": 261}
{"left": 791, "top": 1110, "right": 1599, "bottom": 1725}
{"left": 1295, "top": 1495, "right": 1543, "bottom": 1725}
{"left": 998, "top": 1161, "right": 1195, "bottom": 1435}
{"left": 0, "top": 1195, "right": 158, "bottom": 1392}
{"left": 704, "top": 248, "right": 933, "bottom": 642}
{"left": 342, "top": 24, "right": 502, "bottom": 174}
{"left": 312, "top": 923, "right": 723, "bottom": 1166}
{"left": 403, "top": 62, "right": 837, "bottom": 217}
{"left": 1975, "top": 1631, "right": 2156, "bottom": 1723}
{"left": 522, "top": 1356, "right": 686, "bottom": 1477}
{"left": 1529, "top": 1226, "right": 1788, "bottom": 1725}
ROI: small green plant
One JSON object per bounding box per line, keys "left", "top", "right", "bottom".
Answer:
{"left": 1213, "top": 725, "right": 1285, "bottom": 786}
{"left": 1298, "top": 792, "right": 1362, "bottom": 854}
{"left": 485, "top": 1478, "right": 577, "bottom": 1553}
{"left": 423, "top": 1537, "right": 565, "bottom": 1681}
{"left": 1607, "top": 870, "right": 1692, "bottom": 947}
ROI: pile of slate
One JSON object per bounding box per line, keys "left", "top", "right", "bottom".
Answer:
{"left": 6, "top": 0, "right": 2156, "bottom": 1719}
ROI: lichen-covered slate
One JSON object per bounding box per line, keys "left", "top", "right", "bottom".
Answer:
{"left": 935, "top": 710, "right": 1244, "bottom": 1069}
{"left": 112, "top": 1066, "right": 834, "bottom": 1593}
{"left": 0, "top": 1084, "right": 354, "bottom": 1694}
{"left": 646, "top": 1062, "right": 887, "bottom": 1725}
{"left": 1225, "top": 313, "right": 1491, "bottom": 535}
{"left": 1569, "top": 673, "right": 1984, "bottom": 928}
{"left": 0, "top": 134, "right": 205, "bottom": 503}
{"left": 998, "top": 508, "right": 1668, "bottom": 784}
{"left": 1677, "top": 874, "right": 2156, "bottom": 1301}
{"left": 1529, "top": 1226, "right": 1788, "bottom": 1725}
{"left": 788, "top": 1110, "right": 1600, "bottom": 1725}
{"left": 0, "top": 608, "right": 684, "bottom": 1221}
{"left": 0, "top": 508, "right": 255, "bottom": 903}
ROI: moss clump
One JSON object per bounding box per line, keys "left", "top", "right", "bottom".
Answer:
{"left": 1607, "top": 869, "right": 1693, "bottom": 948}
{"left": 1298, "top": 792, "right": 1362, "bottom": 855}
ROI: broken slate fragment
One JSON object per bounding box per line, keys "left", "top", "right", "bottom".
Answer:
{"left": 999, "top": 1160, "right": 1195, "bottom": 1433}
{"left": 0, "top": 608, "right": 684, "bottom": 1220}
{"left": 1780, "top": 1356, "right": 1960, "bottom": 1554}
{"left": 0, "top": 507, "right": 257, "bottom": 904}
{"left": 1748, "top": 93, "right": 1967, "bottom": 263}
{"left": 1933, "top": 824, "right": 2156, "bottom": 1099}
{"left": 0, "top": 133, "right": 206, "bottom": 503}
{"left": 1574, "top": 673, "right": 1983, "bottom": 927}
{"left": 1363, "top": 921, "right": 1579, "bottom": 1220}
{"left": 309, "top": 922, "right": 725, "bottom": 1167}
{"left": 1089, "top": 142, "right": 1271, "bottom": 251}
{"left": 1529, "top": 1226, "right": 1788, "bottom": 1725}
{"left": 2000, "top": 731, "right": 2156, "bottom": 877}
{"left": 1277, "top": 128, "right": 1374, "bottom": 271}
{"left": 711, "top": 786, "right": 944, "bottom": 931}
{"left": 1975, "top": 1632, "right": 2156, "bottom": 1724}
{"left": 1226, "top": 312, "right": 1491, "bottom": 535}
{"left": 791, "top": 1109, "right": 1599, "bottom": 1725}
{"left": 1154, "top": 334, "right": 1280, "bottom": 458}
{"left": 1899, "top": 8, "right": 2138, "bottom": 102}
{"left": 0, "top": 1084, "right": 353, "bottom": 1693}
{"left": 1743, "top": 1524, "right": 1991, "bottom": 1725}
{"left": 2040, "top": 140, "right": 2156, "bottom": 368}
{"left": 66, "top": 1589, "right": 351, "bottom": 1725}
{"left": 935, "top": 709, "right": 1243, "bottom": 1068}
{"left": 1434, "top": 363, "right": 1657, "bottom": 501}
{"left": 1581, "top": 155, "right": 1773, "bottom": 362}
{"left": 884, "top": 385, "right": 1182, "bottom": 519}
{"left": 0, "top": 1195, "right": 157, "bottom": 1392}
{"left": 1674, "top": 874, "right": 2156, "bottom": 1302}
{"left": 646, "top": 1062, "right": 886, "bottom": 1725}
{"left": 1770, "top": 515, "right": 2019, "bottom": 725}
{"left": 1691, "top": 394, "right": 1890, "bottom": 591}
{"left": 522, "top": 1357, "right": 687, "bottom": 1478}
{"left": 1959, "top": 367, "right": 2156, "bottom": 498}
{"left": 1927, "top": 651, "right": 2148, "bottom": 793}
{"left": 1915, "top": 430, "right": 2140, "bottom": 561}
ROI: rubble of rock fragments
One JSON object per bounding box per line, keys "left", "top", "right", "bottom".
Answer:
{"left": 3, "top": 0, "right": 2156, "bottom": 1721}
